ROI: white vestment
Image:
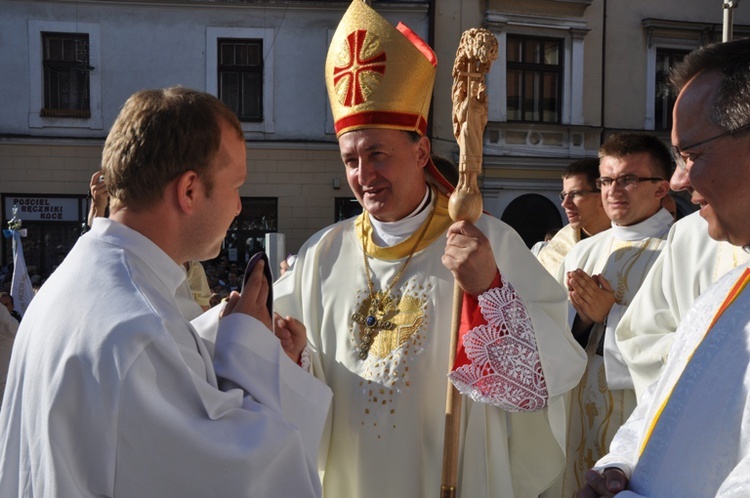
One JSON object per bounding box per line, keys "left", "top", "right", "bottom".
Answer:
{"left": 531, "top": 240, "right": 548, "bottom": 256}
{"left": 616, "top": 212, "right": 749, "bottom": 401}
{"left": 0, "top": 218, "right": 332, "bottom": 497}
{"left": 0, "top": 307, "right": 18, "bottom": 410}
{"left": 598, "top": 262, "right": 750, "bottom": 497}
{"left": 537, "top": 224, "right": 581, "bottom": 278}
{"left": 557, "top": 208, "right": 673, "bottom": 497}
{"left": 186, "top": 260, "right": 212, "bottom": 308}
{"left": 274, "top": 189, "right": 586, "bottom": 498}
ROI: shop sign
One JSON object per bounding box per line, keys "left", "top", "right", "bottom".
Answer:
{"left": 4, "top": 196, "right": 80, "bottom": 222}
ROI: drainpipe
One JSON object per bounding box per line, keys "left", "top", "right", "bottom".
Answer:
{"left": 598, "top": 0, "right": 608, "bottom": 146}
{"left": 723, "top": 0, "right": 740, "bottom": 42}
{"left": 427, "top": 0, "right": 436, "bottom": 139}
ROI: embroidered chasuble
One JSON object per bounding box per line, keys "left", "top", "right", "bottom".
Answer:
{"left": 274, "top": 188, "right": 587, "bottom": 498}
{"left": 537, "top": 224, "right": 581, "bottom": 278}
{"left": 556, "top": 208, "right": 672, "bottom": 498}
{"left": 598, "top": 263, "right": 750, "bottom": 497}
{"left": 615, "top": 212, "right": 750, "bottom": 402}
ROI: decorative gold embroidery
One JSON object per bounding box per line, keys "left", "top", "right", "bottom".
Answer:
{"left": 610, "top": 239, "right": 660, "bottom": 305}
{"left": 365, "top": 294, "right": 424, "bottom": 358}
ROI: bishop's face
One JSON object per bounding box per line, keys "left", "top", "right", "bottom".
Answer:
{"left": 339, "top": 128, "right": 429, "bottom": 222}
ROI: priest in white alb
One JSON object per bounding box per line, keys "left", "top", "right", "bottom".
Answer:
{"left": 273, "top": 2, "right": 587, "bottom": 497}
{"left": 556, "top": 133, "right": 674, "bottom": 497}
{"left": 0, "top": 88, "right": 332, "bottom": 497}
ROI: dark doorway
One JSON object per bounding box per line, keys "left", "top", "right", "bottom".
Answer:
{"left": 501, "top": 194, "right": 563, "bottom": 248}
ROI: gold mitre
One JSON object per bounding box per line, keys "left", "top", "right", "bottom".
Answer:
{"left": 325, "top": 0, "right": 437, "bottom": 138}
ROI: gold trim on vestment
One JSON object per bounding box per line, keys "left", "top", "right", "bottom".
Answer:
{"left": 354, "top": 186, "right": 453, "bottom": 260}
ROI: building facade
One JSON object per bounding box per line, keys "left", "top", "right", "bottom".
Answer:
{"left": 1, "top": 0, "right": 747, "bottom": 279}
{"left": 430, "top": 0, "right": 749, "bottom": 246}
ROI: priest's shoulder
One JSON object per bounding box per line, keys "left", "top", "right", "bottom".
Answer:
{"left": 564, "top": 226, "right": 613, "bottom": 262}
{"left": 475, "top": 212, "right": 520, "bottom": 238}
{"left": 669, "top": 211, "right": 707, "bottom": 241}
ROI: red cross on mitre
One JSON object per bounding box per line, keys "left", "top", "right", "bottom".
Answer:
{"left": 333, "top": 29, "right": 387, "bottom": 107}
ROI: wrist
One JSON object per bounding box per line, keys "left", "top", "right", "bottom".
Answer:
{"left": 575, "top": 313, "right": 594, "bottom": 328}
{"left": 470, "top": 269, "right": 501, "bottom": 297}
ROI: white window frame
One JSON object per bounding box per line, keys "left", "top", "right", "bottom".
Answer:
{"left": 640, "top": 18, "right": 750, "bottom": 130}
{"left": 28, "top": 20, "right": 102, "bottom": 130}
{"left": 485, "top": 13, "right": 589, "bottom": 126}
{"left": 642, "top": 21, "right": 705, "bottom": 130}
{"left": 206, "top": 27, "right": 275, "bottom": 134}
{"left": 644, "top": 42, "right": 695, "bottom": 131}
{"left": 325, "top": 28, "right": 336, "bottom": 136}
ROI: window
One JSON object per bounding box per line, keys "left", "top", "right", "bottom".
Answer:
{"left": 506, "top": 35, "right": 563, "bottom": 123}
{"left": 29, "top": 21, "right": 102, "bottom": 129}
{"left": 206, "top": 27, "right": 275, "bottom": 134}
{"left": 654, "top": 48, "right": 689, "bottom": 131}
{"left": 41, "top": 32, "right": 92, "bottom": 118}
{"left": 640, "top": 18, "right": 742, "bottom": 130}
{"left": 335, "top": 197, "right": 363, "bottom": 221}
{"left": 218, "top": 38, "right": 263, "bottom": 122}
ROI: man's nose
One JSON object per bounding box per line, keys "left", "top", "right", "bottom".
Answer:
{"left": 670, "top": 166, "right": 691, "bottom": 192}
{"left": 358, "top": 160, "right": 376, "bottom": 184}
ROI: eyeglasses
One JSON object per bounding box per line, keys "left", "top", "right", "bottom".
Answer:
{"left": 559, "top": 190, "right": 598, "bottom": 201}
{"left": 671, "top": 123, "right": 750, "bottom": 171}
{"left": 595, "top": 175, "right": 664, "bottom": 189}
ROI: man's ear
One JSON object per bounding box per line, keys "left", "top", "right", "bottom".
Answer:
{"left": 654, "top": 180, "right": 670, "bottom": 198}
{"left": 174, "top": 170, "right": 201, "bottom": 214}
{"left": 417, "top": 134, "right": 431, "bottom": 169}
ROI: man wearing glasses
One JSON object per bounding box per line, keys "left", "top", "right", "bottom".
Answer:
{"left": 555, "top": 133, "right": 674, "bottom": 497}
{"left": 581, "top": 38, "right": 750, "bottom": 498}
{"left": 537, "top": 158, "right": 611, "bottom": 277}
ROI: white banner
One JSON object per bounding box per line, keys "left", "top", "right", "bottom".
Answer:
{"left": 10, "top": 230, "right": 34, "bottom": 317}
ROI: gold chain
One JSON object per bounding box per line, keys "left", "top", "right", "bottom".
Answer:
{"left": 353, "top": 197, "right": 436, "bottom": 360}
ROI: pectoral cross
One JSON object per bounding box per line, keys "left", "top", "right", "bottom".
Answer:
{"left": 352, "top": 292, "right": 399, "bottom": 360}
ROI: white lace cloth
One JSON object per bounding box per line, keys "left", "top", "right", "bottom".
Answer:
{"left": 448, "top": 282, "right": 549, "bottom": 411}
{"left": 298, "top": 346, "right": 312, "bottom": 372}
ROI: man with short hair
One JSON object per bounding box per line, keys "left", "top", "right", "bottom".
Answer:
{"left": 580, "top": 37, "right": 750, "bottom": 498}
{"left": 537, "top": 158, "right": 611, "bottom": 276}
{"left": 0, "top": 87, "right": 331, "bottom": 497}
{"left": 557, "top": 133, "right": 673, "bottom": 496}
{"left": 273, "top": 2, "right": 586, "bottom": 497}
